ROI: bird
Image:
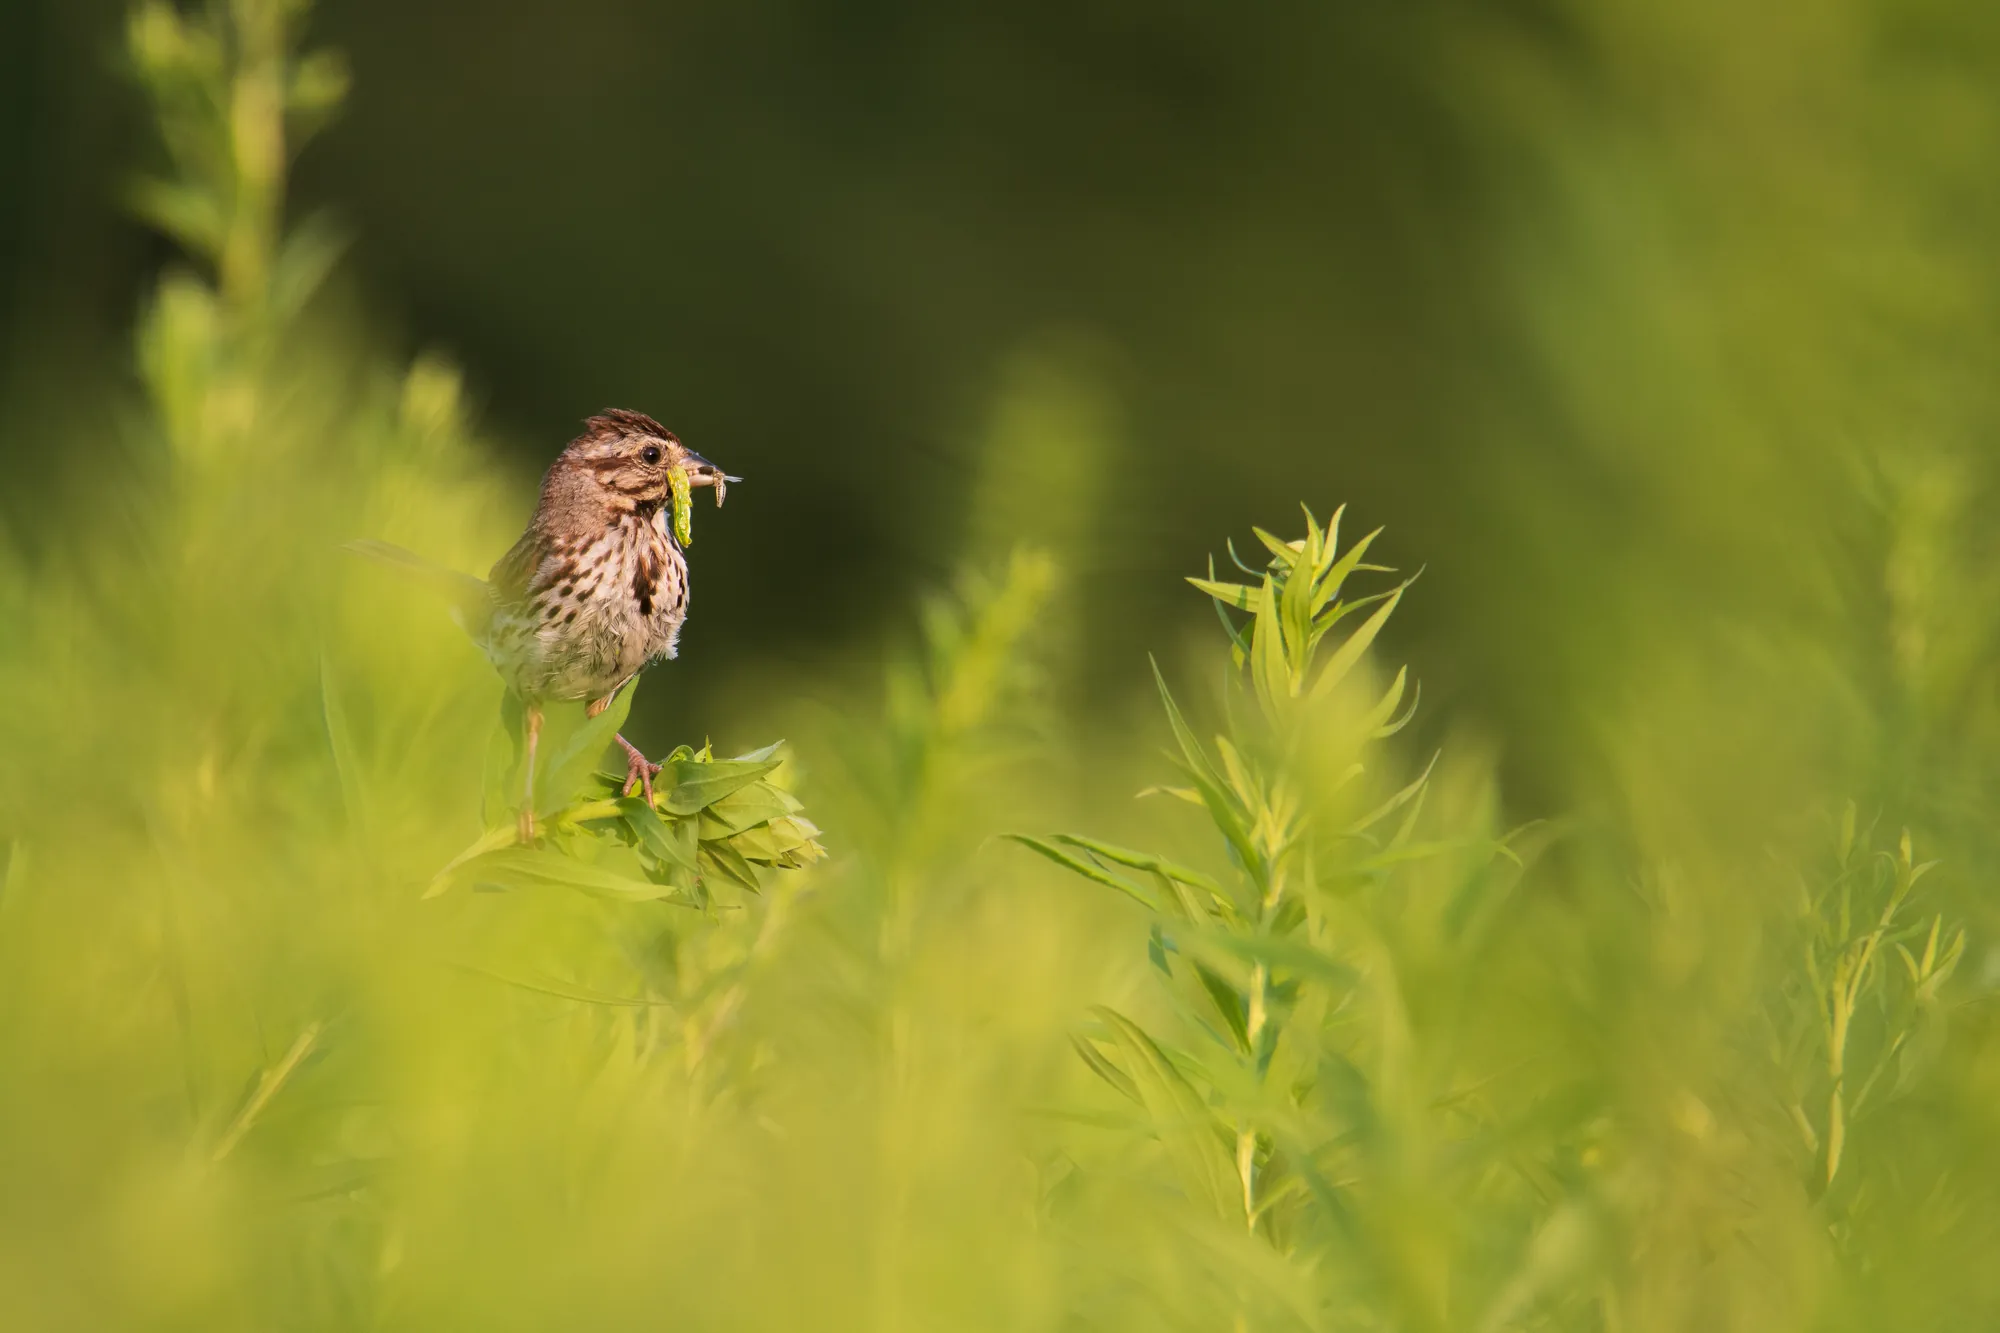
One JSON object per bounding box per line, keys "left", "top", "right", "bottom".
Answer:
{"left": 350, "top": 409, "right": 735, "bottom": 842}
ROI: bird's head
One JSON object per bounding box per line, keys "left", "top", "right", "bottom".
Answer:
{"left": 567, "top": 409, "right": 736, "bottom": 513}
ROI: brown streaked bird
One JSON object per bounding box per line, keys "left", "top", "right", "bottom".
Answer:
{"left": 351, "top": 409, "right": 735, "bottom": 841}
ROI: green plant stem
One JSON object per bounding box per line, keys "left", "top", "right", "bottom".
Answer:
{"left": 211, "top": 1022, "right": 320, "bottom": 1163}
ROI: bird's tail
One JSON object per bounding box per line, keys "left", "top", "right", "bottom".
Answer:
{"left": 342, "top": 539, "right": 492, "bottom": 640}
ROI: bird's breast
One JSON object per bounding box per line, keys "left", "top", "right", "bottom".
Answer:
{"left": 492, "top": 512, "right": 690, "bottom": 702}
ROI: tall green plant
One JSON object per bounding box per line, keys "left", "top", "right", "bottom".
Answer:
{"left": 1774, "top": 809, "right": 1964, "bottom": 1193}
{"left": 1015, "top": 509, "right": 1556, "bottom": 1328}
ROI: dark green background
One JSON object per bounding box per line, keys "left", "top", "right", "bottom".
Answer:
{"left": 9, "top": 0, "right": 1999, "bottom": 809}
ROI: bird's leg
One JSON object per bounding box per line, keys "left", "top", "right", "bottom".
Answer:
{"left": 584, "top": 687, "right": 661, "bottom": 805}
{"left": 518, "top": 703, "right": 543, "bottom": 844}
{"left": 616, "top": 734, "right": 663, "bottom": 806}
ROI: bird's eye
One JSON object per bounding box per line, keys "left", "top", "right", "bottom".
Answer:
{"left": 641, "top": 444, "right": 662, "bottom": 465}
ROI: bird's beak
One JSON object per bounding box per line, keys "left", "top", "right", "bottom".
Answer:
{"left": 679, "top": 450, "right": 740, "bottom": 506}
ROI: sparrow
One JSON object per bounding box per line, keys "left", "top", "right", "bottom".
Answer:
{"left": 351, "top": 409, "right": 734, "bottom": 841}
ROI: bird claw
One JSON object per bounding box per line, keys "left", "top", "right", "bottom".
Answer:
{"left": 517, "top": 806, "right": 538, "bottom": 845}
{"left": 617, "top": 735, "right": 663, "bottom": 805}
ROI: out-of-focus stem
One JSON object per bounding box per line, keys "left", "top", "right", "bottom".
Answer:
{"left": 211, "top": 1022, "right": 320, "bottom": 1163}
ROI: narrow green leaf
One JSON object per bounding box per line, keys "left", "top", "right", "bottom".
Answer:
{"left": 463, "top": 846, "right": 693, "bottom": 904}
{"left": 537, "top": 687, "right": 635, "bottom": 816}
{"left": 426, "top": 823, "right": 518, "bottom": 898}
{"left": 1358, "top": 665, "right": 1408, "bottom": 736}
{"left": 1051, "top": 834, "right": 1226, "bottom": 899}
{"left": 1308, "top": 526, "right": 1381, "bottom": 621}
{"left": 1224, "top": 537, "right": 1262, "bottom": 578}
{"left": 1153, "top": 661, "right": 1264, "bottom": 879}
{"left": 1348, "top": 751, "right": 1438, "bottom": 837}
{"left": 1251, "top": 526, "right": 1302, "bottom": 564}
{"left": 699, "top": 840, "right": 764, "bottom": 892}
{"left": 1071, "top": 1033, "right": 1142, "bottom": 1105}
{"left": 1252, "top": 573, "right": 1293, "bottom": 710}
{"left": 1374, "top": 673, "right": 1421, "bottom": 739}
{"left": 1280, "top": 531, "right": 1318, "bottom": 680}
{"left": 622, "top": 798, "right": 699, "bottom": 874}
{"left": 1194, "top": 964, "right": 1250, "bottom": 1052}
{"left": 1896, "top": 943, "right": 1922, "bottom": 987}
{"left": 1308, "top": 578, "right": 1410, "bottom": 702}
{"left": 1314, "top": 503, "right": 1347, "bottom": 581}
{"left": 1093, "top": 1007, "right": 1237, "bottom": 1218}
{"left": 1197, "top": 558, "right": 1254, "bottom": 668}
{"left": 1184, "top": 928, "right": 1361, "bottom": 990}
{"left": 1187, "top": 576, "right": 1263, "bottom": 613}
{"left": 1150, "top": 867, "right": 1204, "bottom": 922}
{"left": 1152, "top": 658, "right": 1222, "bottom": 789}
{"left": 1006, "top": 835, "right": 1163, "bottom": 911}
{"left": 1213, "top": 736, "right": 1260, "bottom": 815}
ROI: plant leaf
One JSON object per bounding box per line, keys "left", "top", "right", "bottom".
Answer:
{"left": 1071, "top": 1033, "right": 1142, "bottom": 1104}
{"left": 461, "top": 846, "right": 694, "bottom": 904}
{"left": 1092, "top": 1007, "right": 1238, "bottom": 1219}
{"left": 662, "top": 754, "right": 784, "bottom": 815}
{"left": 1051, "top": 834, "right": 1227, "bottom": 900}
{"left": 699, "top": 839, "right": 764, "bottom": 892}
{"left": 702, "top": 782, "right": 797, "bottom": 835}
{"left": 1308, "top": 527, "right": 1382, "bottom": 623}
{"left": 622, "top": 798, "right": 699, "bottom": 875}
{"left": 537, "top": 688, "right": 635, "bottom": 816}
{"left": 1253, "top": 573, "right": 1293, "bottom": 712}
{"left": 1007, "top": 835, "right": 1163, "bottom": 911}
{"left": 1308, "top": 577, "right": 1410, "bottom": 702}
{"left": 1251, "top": 526, "right": 1302, "bottom": 564}
{"left": 1153, "top": 661, "right": 1263, "bottom": 882}
{"left": 1187, "top": 576, "right": 1263, "bottom": 614}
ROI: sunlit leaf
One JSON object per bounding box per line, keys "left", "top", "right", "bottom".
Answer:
{"left": 1188, "top": 576, "right": 1263, "bottom": 613}
{"left": 1006, "top": 835, "right": 1163, "bottom": 912}
{"left": 459, "top": 846, "right": 694, "bottom": 904}
{"left": 702, "top": 782, "right": 797, "bottom": 835}
{"left": 699, "top": 840, "right": 764, "bottom": 892}
{"left": 1092, "top": 1007, "right": 1238, "bottom": 1219}
{"left": 1347, "top": 752, "right": 1437, "bottom": 837}
{"left": 537, "top": 688, "right": 635, "bottom": 816}
{"left": 1071, "top": 1033, "right": 1142, "bottom": 1104}
{"left": 1050, "top": 834, "right": 1226, "bottom": 900}
{"left": 1253, "top": 573, "right": 1292, "bottom": 712}
{"left": 622, "top": 798, "right": 699, "bottom": 875}
{"left": 661, "top": 753, "right": 783, "bottom": 815}
{"left": 1307, "top": 526, "right": 1381, "bottom": 623}
{"left": 1307, "top": 577, "right": 1410, "bottom": 702}
{"left": 1252, "top": 526, "right": 1301, "bottom": 564}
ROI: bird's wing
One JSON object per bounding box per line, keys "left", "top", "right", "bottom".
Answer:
{"left": 486, "top": 529, "right": 546, "bottom": 609}
{"left": 343, "top": 539, "right": 495, "bottom": 641}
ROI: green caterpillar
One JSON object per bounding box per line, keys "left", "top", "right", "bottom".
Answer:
{"left": 669, "top": 464, "right": 694, "bottom": 547}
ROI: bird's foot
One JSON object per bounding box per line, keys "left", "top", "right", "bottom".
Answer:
{"left": 516, "top": 806, "right": 538, "bottom": 845}
{"left": 617, "top": 734, "right": 664, "bottom": 805}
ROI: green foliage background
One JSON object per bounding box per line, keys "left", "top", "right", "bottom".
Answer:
{"left": 5, "top": 1, "right": 2000, "bottom": 1329}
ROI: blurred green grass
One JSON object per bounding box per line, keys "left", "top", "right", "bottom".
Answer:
{"left": 3, "top": 2, "right": 2000, "bottom": 1330}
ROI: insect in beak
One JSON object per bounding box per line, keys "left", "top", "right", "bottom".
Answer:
{"left": 679, "top": 450, "right": 740, "bottom": 507}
